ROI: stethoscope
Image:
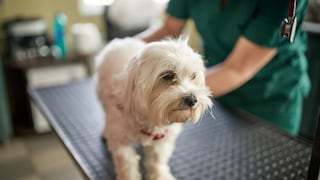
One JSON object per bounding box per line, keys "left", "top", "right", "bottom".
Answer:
{"left": 280, "top": 0, "right": 297, "bottom": 43}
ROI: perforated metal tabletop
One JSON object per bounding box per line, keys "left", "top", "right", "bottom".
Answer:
{"left": 29, "top": 78, "right": 312, "bottom": 180}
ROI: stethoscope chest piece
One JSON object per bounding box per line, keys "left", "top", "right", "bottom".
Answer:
{"left": 280, "top": 16, "right": 297, "bottom": 43}
{"left": 280, "top": 0, "right": 297, "bottom": 43}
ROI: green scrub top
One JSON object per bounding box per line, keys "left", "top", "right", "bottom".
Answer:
{"left": 167, "top": 0, "right": 310, "bottom": 135}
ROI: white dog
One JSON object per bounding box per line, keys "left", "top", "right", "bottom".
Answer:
{"left": 96, "top": 37, "right": 212, "bottom": 180}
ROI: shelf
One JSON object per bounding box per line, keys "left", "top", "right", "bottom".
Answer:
{"left": 3, "top": 54, "right": 91, "bottom": 70}
{"left": 3, "top": 53, "right": 92, "bottom": 135}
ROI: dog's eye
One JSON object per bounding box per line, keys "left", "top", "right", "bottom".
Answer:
{"left": 191, "top": 73, "right": 197, "bottom": 80}
{"left": 161, "top": 72, "right": 177, "bottom": 81}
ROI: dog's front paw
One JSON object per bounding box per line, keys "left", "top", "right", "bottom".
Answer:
{"left": 159, "top": 173, "right": 176, "bottom": 180}
{"left": 147, "top": 173, "right": 175, "bottom": 180}
{"left": 146, "top": 165, "right": 175, "bottom": 180}
{"left": 117, "top": 172, "right": 142, "bottom": 180}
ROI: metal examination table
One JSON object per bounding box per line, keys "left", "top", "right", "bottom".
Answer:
{"left": 29, "top": 78, "right": 318, "bottom": 180}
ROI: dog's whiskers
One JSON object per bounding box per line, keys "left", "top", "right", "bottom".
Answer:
{"left": 207, "top": 107, "right": 216, "bottom": 120}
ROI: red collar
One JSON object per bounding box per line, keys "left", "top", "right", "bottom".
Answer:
{"left": 140, "top": 129, "right": 168, "bottom": 141}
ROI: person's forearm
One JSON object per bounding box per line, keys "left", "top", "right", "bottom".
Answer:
{"left": 206, "top": 36, "right": 277, "bottom": 97}
{"left": 205, "top": 63, "right": 254, "bottom": 97}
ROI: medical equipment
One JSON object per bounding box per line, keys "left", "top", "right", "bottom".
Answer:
{"left": 280, "top": 0, "right": 297, "bottom": 43}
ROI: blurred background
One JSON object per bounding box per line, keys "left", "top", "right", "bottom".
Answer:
{"left": 0, "top": 0, "right": 319, "bottom": 179}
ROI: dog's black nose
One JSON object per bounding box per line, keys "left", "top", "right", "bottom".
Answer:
{"left": 183, "top": 94, "right": 197, "bottom": 107}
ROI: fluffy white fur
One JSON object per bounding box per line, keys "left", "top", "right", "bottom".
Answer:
{"left": 96, "top": 37, "right": 212, "bottom": 180}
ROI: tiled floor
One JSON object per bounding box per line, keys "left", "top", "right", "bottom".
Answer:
{"left": 0, "top": 132, "right": 84, "bottom": 180}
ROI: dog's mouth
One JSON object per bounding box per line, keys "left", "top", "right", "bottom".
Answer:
{"left": 173, "top": 107, "right": 195, "bottom": 112}
{"left": 172, "top": 103, "right": 197, "bottom": 112}
{"left": 170, "top": 108, "right": 196, "bottom": 123}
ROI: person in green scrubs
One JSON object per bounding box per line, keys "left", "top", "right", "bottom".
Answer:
{"left": 136, "top": 0, "right": 310, "bottom": 135}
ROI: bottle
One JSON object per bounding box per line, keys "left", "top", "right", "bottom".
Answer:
{"left": 52, "top": 12, "right": 67, "bottom": 59}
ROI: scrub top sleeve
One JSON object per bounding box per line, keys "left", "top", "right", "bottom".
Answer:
{"left": 166, "top": 0, "right": 190, "bottom": 19}
{"left": 242, "top": 0, "right": 290, "bottom": 48}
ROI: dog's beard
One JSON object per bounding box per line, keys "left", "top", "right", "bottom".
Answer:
{"left": 125, "top": 79, "right": 212, "bottom": 128}
{"left": 149, "top": 86, "right": 212, "bottom": 126}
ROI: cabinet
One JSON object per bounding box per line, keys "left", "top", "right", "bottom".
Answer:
{"left": 3, "top": 55, "right": 92, "bottom": 135}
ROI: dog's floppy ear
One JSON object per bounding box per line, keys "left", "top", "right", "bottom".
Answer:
{"left": 123, "top": 56, "right": 148, "bottom": 123}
